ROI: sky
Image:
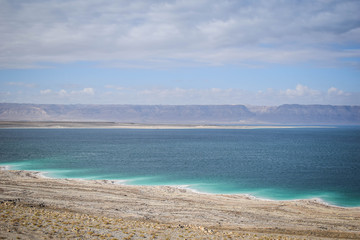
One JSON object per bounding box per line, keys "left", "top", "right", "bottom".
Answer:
{"left": 0, "top": 0, "right": 360, "bottom": 106}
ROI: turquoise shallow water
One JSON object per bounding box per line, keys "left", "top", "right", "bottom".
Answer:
{"left": 1, "top": 127, "right": 360, "bottom": 207}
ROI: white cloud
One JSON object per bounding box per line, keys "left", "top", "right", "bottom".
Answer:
{"left": 3, "top": 84, "right": 359, "bottom": 105}
{"left": 40, "top": 89, "right": 52, "bottom": 94}
{"left": 134, "top": 85, "right": 357, "bottom": 105}
{"left": 111, "top": 85, "right": 356, "bottom": 105}
{"left": 70, "top": 88, "right": 95, "bottom": 95}
{"left": 0, "top": 91, "right": 11, "bottom": 99}
{"left": 82, "top": 88, "right": 95, "bottom": 95}
{"left": 283, "top": 84, "right": 321, "bottom": 97}
{"left": 7, "top": 82, "right": 36, "bottom": 88}
{"left": 86, "top": 85, "right": 360, "bottom": 105}
{"left": 0, "top": 0, "right": 359, "bottom": 68}
{"left": 30, "top": 88, "right": 96, "bottom": 104}
{"left": 328, "top": 87, "right": 347, "bottom": 96}
{"left": 58, "top": 89, "right": 67, "bottom": 97}
{"left": 105, "top": 85, "right": 124, "bottom": 91}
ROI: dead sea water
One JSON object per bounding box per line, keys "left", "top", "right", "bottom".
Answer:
{"left": 1, "top": 127, "right": 359, "bottom": 207}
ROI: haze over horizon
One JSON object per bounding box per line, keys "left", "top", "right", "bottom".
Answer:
{"left": 0, "top": 0, "right": 359, "bottom": 106}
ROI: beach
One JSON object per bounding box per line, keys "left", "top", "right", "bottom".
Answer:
{"left": 1, "top": 168, "right": 359, "bottom": 239}
{"left": 0, "top": 121, "right": 327, "bottom": 129}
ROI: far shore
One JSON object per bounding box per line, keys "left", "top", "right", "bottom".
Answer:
{"left": 1, "top": 167, "right": 359, "bottom": 239}
{"left": 0, "top": 121, "right": 332, "bottom": 129}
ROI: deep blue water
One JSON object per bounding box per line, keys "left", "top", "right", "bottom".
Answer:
{"left": 1, "top": 127, "right": 360, "bottom": 207}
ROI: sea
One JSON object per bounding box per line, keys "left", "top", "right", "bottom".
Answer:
{"left": 1, "top": 127, "right": 359, "bottom": 207}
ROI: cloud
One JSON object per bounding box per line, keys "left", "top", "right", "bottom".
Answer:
{"left": 257, "top": 85, "right": 359, "bottom": 105}
{"left": 328, "top": 87, "right": 348, "bottom": 96}
{"left": 40, "top": 87, "right": 95, "bottom": 98}
{"left": 105, "top": 85, "right": 124, "bottom": 91}
{"left": 32, "top": 88, "right": 96, "bottom": 104}
{"left": 40, "top": 89, "right": 52, "bottom": 94}
{"left": 283, "top": 84, "right": 321, "bottom": 97}
{"left": 102, "top": 85, "right": 357, "bottom": 105}
{"left": 69, "top": 88, "right": 95, "bottom": 95}
{"left": 58, "top": 89, "right": 67, "bottom": 97}
{"left": 0, "top": 0, "right": 359, "bottom": 68}
{"left": 81, "top": 88, "right": 95, "bottom": 95}
{"left": 3, "top": 84, "right": 359, "bottom": 105}
{"left": 7, "top": 82, "right": 36, "bottom": 88}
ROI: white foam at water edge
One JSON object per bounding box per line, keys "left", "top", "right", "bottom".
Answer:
{"left": 171, "top": 185, "right": 191, "bottom": 189}
{"left": 0, "top": 165, "right": 50, "bottom": 179}
{"left": 32, "top": 170, "right": 55, "bottom": 179}
{"left": 308, "top": 197, "right": 352, "bottom": 209}
{"left": 241, "top": 195, "right": 355, "bottom": 209}
{"left": 111, "top": 180, "right": 196, "bottom": 192}
{"left": 35, "top": 171, "right": 51, "bottom": 179}
{"left": 162, "top": 185, "right": 350, "bottom": 208}
{"left": 0, "top": 165, "right": 10, "bottom": 170}
{"left": 172, "top": 185, "right": 218, "bottom": 195}
{"left": 168, "top": 185, "right": 193, "bottom": 192}
{"left": 114, "top": 180, "right": 130, "bottom": 185}
{"left": 239, "top": 194, "right": 329, "bottom": 204}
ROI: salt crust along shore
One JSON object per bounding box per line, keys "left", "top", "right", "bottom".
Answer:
{"left": 0, "top": 121, "right": 330, "bottom": 129}
{"left": 1, "top": 168, "right": 360, "bottom": 239}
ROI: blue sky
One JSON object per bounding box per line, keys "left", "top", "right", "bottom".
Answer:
{"left": 0, "top": 0, "right": 359, "bottom": 105}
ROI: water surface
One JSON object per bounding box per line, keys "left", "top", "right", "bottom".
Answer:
{"left": 1, "top": 127, "right": 359, "bottom": 207}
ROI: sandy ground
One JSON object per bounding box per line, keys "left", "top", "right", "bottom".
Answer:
{"left": 0, "top": 121, "right": 326, "bottom": 129}
{"left": 1, "top": 169, "right": 359, "bottom": 239}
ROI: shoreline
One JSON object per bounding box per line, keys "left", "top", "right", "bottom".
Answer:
{"left": 0, "top": 121, "right": 333, "bottom": 129}
{"left": 1, "top": 165, "right": 357, "bottom": 209}
{"left": 1, "top": 168, "right": 360, "bottom": 239}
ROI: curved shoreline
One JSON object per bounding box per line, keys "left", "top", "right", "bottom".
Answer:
{"left": 1, "top": 167, "right": 360, "bottom": 239}
{"left": 1, "top": 165, "right": 358, "bottom": 209}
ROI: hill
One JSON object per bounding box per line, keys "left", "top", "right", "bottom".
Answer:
{"left": 0, "top": 103, "right": 359, "bottom": 125}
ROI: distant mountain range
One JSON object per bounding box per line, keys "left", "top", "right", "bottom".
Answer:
{"left": 0, "top": 103, "right": 359, "bottom": 125}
